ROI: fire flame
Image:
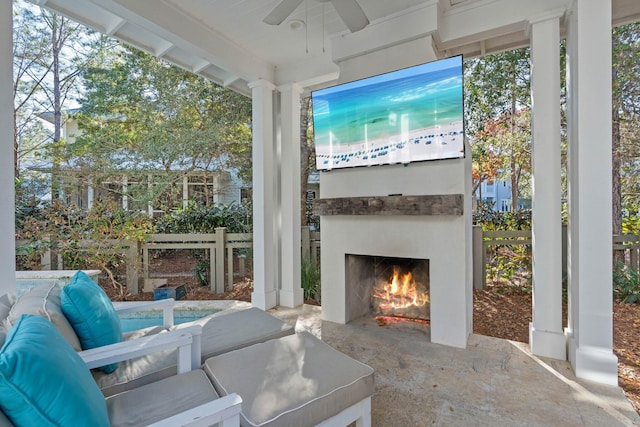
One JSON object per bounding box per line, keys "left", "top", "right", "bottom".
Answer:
{"left": 375, "top": 266, "right": 429, "bottom": 311}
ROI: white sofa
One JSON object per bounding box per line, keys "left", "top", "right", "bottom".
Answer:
{"left": 0, "top": 281, "right": 294, "bottom": 396}
{"left": 0, "top": 314, "right": 242, "bottom": 426}
{"left": 0, "top": 279, "right": 375, "bottom": 427}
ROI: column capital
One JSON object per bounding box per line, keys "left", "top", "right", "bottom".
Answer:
{"left": 526, "top": 8, "right": 565, "bottom": 36}
{"left": 248, "top": 79, "right": 276, "bottom": 92}
{"left": 277, "top": 82, "right": 304, "bottom": 96}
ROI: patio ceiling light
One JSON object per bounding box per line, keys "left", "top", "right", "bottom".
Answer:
{"left": 288, "top": 19, "right": 306, "bottom": 31}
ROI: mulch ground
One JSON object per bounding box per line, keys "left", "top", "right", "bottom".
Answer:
{"left": 108, "top": 277, "right": 640, "bottom": 416}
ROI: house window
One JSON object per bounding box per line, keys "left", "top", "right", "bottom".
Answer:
{"left": 188, "top": 175, "right": 216, "bottom": 206}
{"left": 501, "top": 199, "right": 511, "bottom": 212}
{"left": 240, "top": 188, "right": 252, "bottom": 204}
{"left": 484, "top": 181, "right": 495, "bottom": 195}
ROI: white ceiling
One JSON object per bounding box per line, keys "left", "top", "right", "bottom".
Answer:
{"left": 28, "top": 0, "right": 640, "bottom": 95}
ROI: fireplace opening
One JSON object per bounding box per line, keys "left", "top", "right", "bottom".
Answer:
{"left": 346, "top": 254, "right": 429, "bottom": 322}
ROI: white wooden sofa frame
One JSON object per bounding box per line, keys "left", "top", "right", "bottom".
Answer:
{"left": 80, "top": 325, "right": 242, "bottom": 427}
{"left": 111, "top": 298, "right": 203, "bottom": 368}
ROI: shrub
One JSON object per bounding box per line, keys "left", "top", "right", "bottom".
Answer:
{"left": 16, "top": 200, "right": 155, "bottom": 298}
{"left": 301, "top": 257, "right": 321, "bottom": 303}
{"left": 473, "top": 202, "right": 532, "bottom": 230}
{"left": 155, "top": 202, "right": 252, "bottom": 234}
{"left": 473, "top": 203, "right": 532, "bottom": 286}
{"left": 613, "top": 262, "right": 640, "bottom": 304}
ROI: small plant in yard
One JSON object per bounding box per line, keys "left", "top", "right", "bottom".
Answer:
{"left": 301, "top": 257, "right": 321, "bottom": 303}
{"left": 192, "top": 257, "right": 210, "bottom": 286}
{"left": 613, "top": 262, "right": 640, "bottom": 304}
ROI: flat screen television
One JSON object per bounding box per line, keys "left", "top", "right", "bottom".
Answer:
{"left": 312, "top": 55, "right": 464, "bottom": 171}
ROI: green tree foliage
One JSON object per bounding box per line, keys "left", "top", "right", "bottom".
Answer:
{"left": 13, "top": 2, "right": 51, "bottom": 180}
{"left": 13, "top": 1, "right": 102, "bottom": 203}
{"left": 71, "top": 46, "right": 252, "bottom": 211}
{"left": 464, "top": 49, "right": 532, "bottom": 210}
{"left": 612, "top": 23, "right": 640, "bottom": 235}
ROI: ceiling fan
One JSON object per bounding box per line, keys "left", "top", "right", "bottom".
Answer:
{"left": 263, "top": 0, "right": 370, "bottom": 33}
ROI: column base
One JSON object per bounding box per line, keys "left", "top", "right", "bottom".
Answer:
{"left": 279, "top": 288, "right": 304, "bottom": 308}
{"left": 251, "top": 290, "right": 277, "bottom": 311}
{"left": 529, "top": 323, "right": 566, "bottom": 360}
{"left": 566, "top": 329, "right": 619, "bottom": 386}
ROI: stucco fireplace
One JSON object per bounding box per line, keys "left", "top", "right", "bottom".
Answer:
{"left": 316, "top": 154, "right": 473, "bottom": 349}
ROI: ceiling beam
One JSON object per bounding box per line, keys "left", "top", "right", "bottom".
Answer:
{"left": 100, "top": 0, "right": 275, "bottom": 83}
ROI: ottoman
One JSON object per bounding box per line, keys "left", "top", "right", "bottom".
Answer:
{"left": 203, "top": 332, "right": 374, "bottom": 427}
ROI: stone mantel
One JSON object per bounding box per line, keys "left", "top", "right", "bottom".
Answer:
{"left": 313, "top": 194, "right": 463, "bottom": 216}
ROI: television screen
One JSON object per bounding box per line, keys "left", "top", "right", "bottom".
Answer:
{"left": 312, "top": 55, "right": 464, "bottom": 171}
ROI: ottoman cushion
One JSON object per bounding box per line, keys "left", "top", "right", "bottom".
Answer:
{"left": 94, "top": 307, "right": 294, "bottom": 397}
{"left": 106, "top": 369, "right": 219, "bottom": 427}
{"left": 203, "top": 332, "right": 374, "bottom": 427}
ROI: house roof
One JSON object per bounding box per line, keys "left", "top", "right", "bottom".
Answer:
{"left": 37, "top": 108, "right": 82, "bottom": 125}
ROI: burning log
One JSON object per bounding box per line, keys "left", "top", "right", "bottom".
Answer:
{"left": 371, "top": 266, "right": 430, "bottom": 321}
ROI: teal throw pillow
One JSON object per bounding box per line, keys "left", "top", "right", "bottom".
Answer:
{"left": 0, "top": 315, "right": 109, "bottom": 427}
{"left": 61, "top": 271, "right": 122, "bottom": 373}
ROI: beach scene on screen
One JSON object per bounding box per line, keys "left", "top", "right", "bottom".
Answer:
{"left": 313, "top": 56, "right": 464, "bottom": 171}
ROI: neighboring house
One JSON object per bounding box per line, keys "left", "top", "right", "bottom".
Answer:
{"left": 306, "top": 171, "right": 320, "bottom": 202}
{"left": 476, "top": 178, "right": 530, "bottom": 212}
{"left": 36, "top": 111, "right": 249, "bottom": 215}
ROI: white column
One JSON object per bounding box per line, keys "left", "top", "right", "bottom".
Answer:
{"left": 249, "top": 80, "right": 278, "bottom": 310}
{"left": 182, "top": 175, "right": 188, "bottom": 208}
{"left": 212, "top": 175, "right": 221, "bottom": 205}
{"left": 87, "top": 181, "right": 94, "bottom": 210}
{"left": 278, "top": 83, "right": 304, "bottom": 307}
{"left": 147, "top": 173, "right": 153, "bottom": 217}
{"left": 528, "top": 15, "right": 566, "bottom": 360}
{"left": 565, "top": 0, "right": 618, "bottom": 385}
{"left": 0, "top": 0, "right": 15, "bottom": 294}
{"left": 122, "top": 175, "right": 128, "bottom": 210}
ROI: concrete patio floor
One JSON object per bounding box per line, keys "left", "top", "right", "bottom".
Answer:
{"left": 268, "top": 304, "right": 640, "bottom": 427}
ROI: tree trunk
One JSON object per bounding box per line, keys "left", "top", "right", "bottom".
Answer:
{"left": 612, "top": 68, "right": 623, "bottom": 237}
{"left": 510, "top": 88, "right": 518, "bottom": 212}
{"left": 13, "top": 109, "right": 20, "bottom": 199}
{"left": 612, "top": 63, "right": 624, "bottom": 265}
{"left": 50, "top": 15, "right": 63, "bottom": 270}
{"left": 300, "top": 96, "right": 313, "bottom": 226}
{"left": 51, "top": 15, "right": 62, "bottom": 205}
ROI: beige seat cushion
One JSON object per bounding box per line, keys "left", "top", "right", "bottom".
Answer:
{"left": 203, "top": 332, "right": 375, "bottom": 427}
{"left": 3, "top": 284, "right": 81, "bottom": 351}
{"left": 106, "top": 369, "right": 218, "bottom": 427}
{"left": 0, "top": 294, "right": 14, "bottom": 319}
{"left": 175, "top": 307, "right": 295, "bottom": 358}
{"left": 0, "top": 294, "right": 14, "bottom": 348}
{"left": 94, "top": 307, "right": 295, "bottom": 396}
{"left": 0, "top": 409, "right": 13, "bottom": 427}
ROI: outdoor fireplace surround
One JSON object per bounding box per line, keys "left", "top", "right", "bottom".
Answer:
{"left": 318, "top": 154, "right": 473, "bottom": 349}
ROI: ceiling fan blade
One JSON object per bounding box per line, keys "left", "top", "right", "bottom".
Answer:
{"left": 263, "top": 0, "right": 304, "bottom": 25}
{"left": 331, "top": 0, "right": 369, "bottom": 32}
